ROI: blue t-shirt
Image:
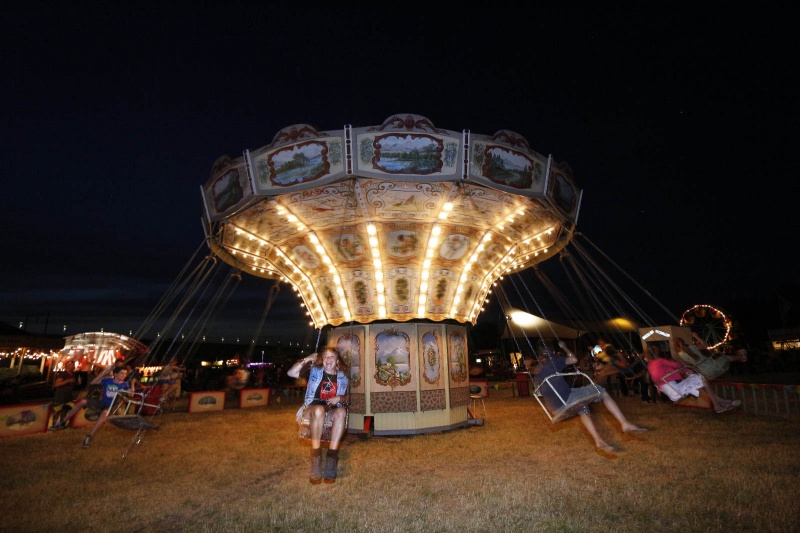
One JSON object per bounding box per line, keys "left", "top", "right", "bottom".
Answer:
{"left": 99, "top": 377, "right": 131, "bottom": 408}
{"left": 532, "top": 355, "right": 571, "bottom": 411}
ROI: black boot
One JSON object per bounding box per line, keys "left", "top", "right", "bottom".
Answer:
{"left": 309, "top": 448, "right": 323, "bottom": 484}
{"left": 323, "top": 449, "right": 339, "bottom": 484}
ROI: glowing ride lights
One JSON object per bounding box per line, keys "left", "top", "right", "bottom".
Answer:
{"left": 200, "top": 114, "right": 582, "bottom": 330}
{"left": 680, "top": 304, "right": 732, "bottom": 350}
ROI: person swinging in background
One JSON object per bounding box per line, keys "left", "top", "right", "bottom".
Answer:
{"left": 58, "top": 365, "right": 134, "bottom": 448}
{"left": 534, "top": 340, "right": 648, "bottom": 453}
{"left": 287, "top": 347, "right": 349, "bottom": 484}
{"left": 645, "top": 344, "right": 740, "bottom": 413}
{"left": 593, "top": 337, "right": 631, "bottom": 397}
{"left": 672, "top": 334, "right": 746, "bottom": 381}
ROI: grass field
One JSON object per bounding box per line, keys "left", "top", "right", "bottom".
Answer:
{"left": 1, "top": 386, "right": 798, "bottom": 532}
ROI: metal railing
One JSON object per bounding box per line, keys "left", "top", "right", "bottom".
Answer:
{"left": 712, "top": 381, "right": 800, "bottom": 417}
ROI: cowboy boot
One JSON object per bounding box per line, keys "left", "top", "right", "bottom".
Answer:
{"left": 309, "top": 448, "right": 323, "bottom": 484}
{"left": 323, "top": 449, "right": 339, "bottom": 484}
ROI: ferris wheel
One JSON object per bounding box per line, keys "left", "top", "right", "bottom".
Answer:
{"left": 679, "top": 304, "right": 732, "bottom": 350}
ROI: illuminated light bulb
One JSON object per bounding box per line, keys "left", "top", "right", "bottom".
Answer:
{"left": 432, "top": 226, "right": 441, "bottom": 236}
{"left": 367, "top": 224, "right": 377, "bottom": 235}
{"left": 287, "top": 214, "right": 297, "bottom": 222}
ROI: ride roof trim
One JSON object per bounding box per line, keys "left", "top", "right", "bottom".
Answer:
{"left": 201, "top": 114, "right": 583, "bottom": 329}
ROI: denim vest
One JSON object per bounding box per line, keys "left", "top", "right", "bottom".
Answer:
{"left": 303, "top": 365, "right": 349, "bottom": 406}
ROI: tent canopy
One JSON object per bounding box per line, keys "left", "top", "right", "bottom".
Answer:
{"left": 501, "top": 310, "right": 584, "bottom": 340}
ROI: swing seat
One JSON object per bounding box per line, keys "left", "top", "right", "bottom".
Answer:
{"left": 656, "top": 367, "right": 703, "bottom": 402}
{"left": 112, "top": 386, "right": 169, "bottom": 417}
{"left": 109, "top": 414, "right": 160, "bottom": 431}
{"left": 674, "top": 349, "right": 730, "bottom": 381}
{"left": 296, "top": 402, "right": 350, "bottom": 442}
{"left": 104, "top": 388, "right": 167, "bottom": 457}
{"left": 535, "top": 371, "right": 604, "bottom": 423}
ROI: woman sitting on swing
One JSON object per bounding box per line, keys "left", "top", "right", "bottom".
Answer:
{"left": 534, "top": 341, "right": 648, "bottom": 453}
{"left": 671, "top": 334, "right": 747, "bottom": 381}
{"left": 287, "top": 347, "right": 349, "bottom": 484}
{"left": 645, "top": 345, "right": 740, "bottom": 413}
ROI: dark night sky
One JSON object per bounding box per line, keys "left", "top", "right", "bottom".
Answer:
{"left": 2, "top": 4, "right": 797, "bottom": 345}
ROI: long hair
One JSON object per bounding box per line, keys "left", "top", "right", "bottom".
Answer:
{"left": 312, "top": 346, "right": 351, "bottom": 376}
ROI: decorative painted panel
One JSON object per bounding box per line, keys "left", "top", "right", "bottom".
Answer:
{"left": 447, "top": 325, "right": 469, "bottom": 386}
{"left": 370, "top": 391, "right": 418, "bottom": 413}
{"left": 371, "top": 323, "right": 416, "bottom": 392}
{"left": 332, "top": 326, "right": 365, "bottom": 392}
{"left": 202, "top": 155, "right": 253, "bottom": 222}
{"left": 418, "top": 325, "right": 443, "bottom": 390}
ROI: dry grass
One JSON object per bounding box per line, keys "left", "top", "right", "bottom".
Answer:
{"left": 1, "top": 390, "right": 798, "bottom": 533}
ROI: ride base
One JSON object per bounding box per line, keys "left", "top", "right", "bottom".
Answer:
{"left": 326, "top": 321, "right": 472, "bottom": 436}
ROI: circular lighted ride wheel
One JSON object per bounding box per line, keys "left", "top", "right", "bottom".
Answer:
{"left": 679, "top": 304, "right": 732, "bottom": 350}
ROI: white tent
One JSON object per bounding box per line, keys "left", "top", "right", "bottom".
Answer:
{"left": 501, "top": 310, "right": 584, "bottom": 340}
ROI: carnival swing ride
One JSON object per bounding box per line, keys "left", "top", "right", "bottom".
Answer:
{"left": 198, "top": 114, "right": 587, "bottom": 435}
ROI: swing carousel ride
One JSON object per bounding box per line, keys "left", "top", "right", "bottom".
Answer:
{"left": 200, "top": 114, "right": 582, "bottom": 435}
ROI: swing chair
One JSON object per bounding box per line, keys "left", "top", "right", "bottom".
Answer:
{"left": 497, "top": 284, "right": 604, "bottom": 424}
{"left": 653, "top": 365, "right": 705, "bottom": 403}
{"left": 106, "top": 386, "right": 166, "bottom": 458}
{"left": 534, "top": 366, "right": 604, "bottom": 423}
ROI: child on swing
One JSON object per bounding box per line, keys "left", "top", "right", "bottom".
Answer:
{"left": 533, "top": 340, "right": 648, "bottom": 453}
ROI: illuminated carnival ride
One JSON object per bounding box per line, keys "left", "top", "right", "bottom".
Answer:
{"left": 200, "top": 114, "right": 582, "bottom": 435}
